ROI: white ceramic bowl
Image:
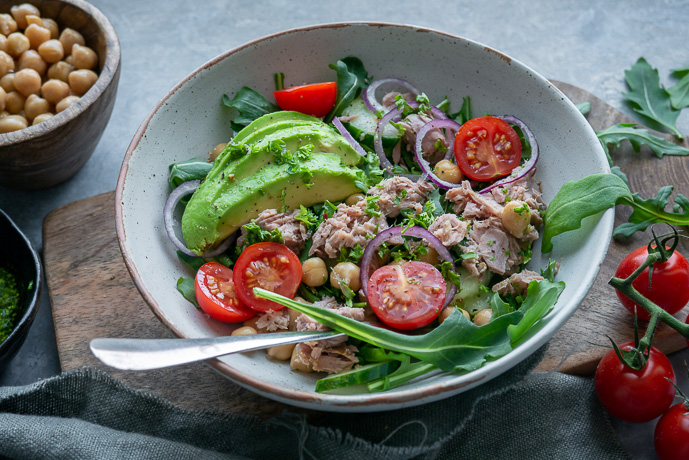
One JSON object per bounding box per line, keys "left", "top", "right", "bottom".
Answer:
{"left": 116, "top": 22, "right": 612, "bottom": 412}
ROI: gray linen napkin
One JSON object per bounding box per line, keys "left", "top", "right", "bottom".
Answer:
{"left": 0, "top": 345, "right": 629, "bottom": 460}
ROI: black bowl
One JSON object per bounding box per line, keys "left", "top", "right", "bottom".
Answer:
{"left": 0, "top": 209, "right": 42, "bottom": 372}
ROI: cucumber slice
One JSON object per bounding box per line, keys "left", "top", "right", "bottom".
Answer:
{"left": 340, "top": 98, "right": 401, "bottom": 149}
{"left": 315, "top": 360, "right": 400, "bottom": 393}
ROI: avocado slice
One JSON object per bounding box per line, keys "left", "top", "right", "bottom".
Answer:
{"left": 232, "top": 111, "right": 323, "bottom": 145}
{"left": 181, "top": 153, "right": 363, "bottom": 254}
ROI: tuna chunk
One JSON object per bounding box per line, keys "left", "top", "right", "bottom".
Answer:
{"left": 237, "top": 208, "right": 309, "bottom": 254}
{"left": 367, "top": 176, "right": 435, "bottom": 218}
{"left": 255, "top": 309, "right": 290, "bottom": 332}
{"left": 460, "top": 217, "right": 523, "bottom": 277}
{"left": 291, "top": 342, "right": 359, "bottom": 374}
{"left": 491, "top": 270, "right": 544, "bottom": 297}
{"left": 489, "top": 170, "right": 547, "bottom": 226}
{"left": 295, "top": 297, "right": 365, "bottom": 348}
{"left": 427, "top": 213, "right": 469, "bottom": 247}
{"left": 309, "top": 201, "right": 389, "bottom": 258}
{"left": 445, "top": 181, "right": 504, "bottom": 220}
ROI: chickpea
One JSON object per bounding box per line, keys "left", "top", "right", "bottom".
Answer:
{"left": 0, "top": 35, "right": 7, "bottom": 53}
{"left": 42, "top": 18, "right": 58, "bottom": 39}
{"left": 11, "top": 3, "right": 41, "bottom": 30}
{"left": 47, "top": 60, "right": 73, "bottom": 82}
{"left": 0, "top": 14, "right": 18, "bottom": 36}
{"left": 266, "top": 343, "right": 295, "bottom": 361}
{"left": 41, "top": 79, "right": 70, "bottom": 105}
{"left": 24, "top": 94, "right": 49, "bottom": 121}
{"left": 55, "top": 95, "right": 79, "bottom": 113}
{"left": 438, "top": 306, "right": 471, "bottom": 324}
{"left": 59, "top": 28, "right": 84, "bottom": 56}
{"left": 71, "top": 44, "right": 97, "bottom": 70}
{"left": 69, "top": 69, "right": 97, "bottom": 96}
{"left": 473, "top": 308, "right": 493, "bottom": 326}
{"left": 25, "top": 15, "right": 43, "bottom": 27}
{"left": 290, "top": 346, "right": 312, "bottom": 372}
{"left": 17, "top": 49, "right": 46, "bottom": 74}
{"left": 64, "top": 54, "right": 72, "bottom": 65}
{"left": 32, "top": 112, "right": 52, "bottom": 125}
{"left": 208, "top": 142, "right": 226, "bottom": 161}
{"left": 286, "top": 307, "right": 301, "bottom": 331}
{"left": 0, "top": 114, "right": 27, "bottom": 133}
{"left": 24, "top": 23, "right": 50, "bottom": 49}
{"left": 0, "top": 51, "right": 14, "bottom": 77}
{"left": 13, "top": 68, "right": 41, "bottom": 97}
{"left": 37, "top": 38, "right": 63, "bottom": 64}
{"left": 345, "top": 193, "right": 366, "bottom": 206}
{"left": 0, "top": 73, "right": 15, "bottom": 93}
{"left": 230, "top": 326, "right": 257, "bottom": 336}
{"left": 0, "top": 87, "right": 6, "bottom": 112}
{"left": 7, "top": 32, "right": 30, "bottom": 58}
{"left": 501, "top": 200, "right": 531, "bottom": 238}
{"left": 433, "top": 159, "right": 463, "bottom": 184}
{"left": 330, "top": 262, "right": 361, "bottom": 292}
{"left": 5, "top": 91, "right": 25, "bottom": 114}
{"left": 302, "top": 257, "right": 328, "bottom": 287}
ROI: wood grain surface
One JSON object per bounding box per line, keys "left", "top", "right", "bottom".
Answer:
{"left": 43, "top": 82, "right": 689, "bottom": 415}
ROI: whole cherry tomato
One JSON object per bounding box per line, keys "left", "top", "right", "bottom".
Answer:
{"left": 594, "top": 342, "right": 676, "bottom": 423}
{"left": 273, "top": 82, "right": 337, "bottom": 118}
{"left": 614, "top": 246, "right": 689, "bottom": 320}
{"left": 654, "top": 402, "right": 689, "bottom": 460}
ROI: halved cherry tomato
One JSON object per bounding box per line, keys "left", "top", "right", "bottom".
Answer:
{"left": 614, "top": 246, "right": 689, "bottom": 321}
{"left": 195, "top": 262, "right": 255, "bottom": 323}
{"left": 454, "top": 116, "right": 522, "bottom": 181}
{"left": 233, "top": 242, "right": 302, "bottom": 312}
{"left": 367, "top": 261, "right": 446, "bottom": 330}
{"left": 273, "top": 82, "right": 337, "bottom": 118}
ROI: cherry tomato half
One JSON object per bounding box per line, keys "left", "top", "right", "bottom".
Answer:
{"left": 233, "top": 242, "right": 302, "bottom": 312}
{"left": 367, "top": 261, "right": 446, "bottom": 330}
{"left": 614, "top": 246, "right": 689, "bottom": 320}
{"left": 654, "top": 402, "right": 689, "bottom": 460}
{"left": 454, "top": 116, "right": 522, "bottom": 181}
{"left": 594, "top": 342, "right": 676, "bottom": 423}
{"left": 195, "top": 262, "right": 256, "bottom": 323}
{"left": 273, "top": 82, "right": 337, "bottom": 118}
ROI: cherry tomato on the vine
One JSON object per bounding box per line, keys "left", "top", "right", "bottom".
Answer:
{"left": 654, "top": 402, "right": 689, "bottom": 460}
{"left": 195, "top": 262, "right": 255, "bottom": 323}
{"left": 614, "top": 246, "right": 689, "bottom": 320}
{"left": 273, "top": 82, "right": 337, "bottom": 118}
{"left": 594, "top": 342, "right": 676, "bottom": 423}
{"left": 367, "top": 261, "right": 446, "bottom": 330}
{"left": 453, "top": 116, "right": 522, "bottom": 181}
{"left": 233, "top": 242, "right": 302, "bottom": 312}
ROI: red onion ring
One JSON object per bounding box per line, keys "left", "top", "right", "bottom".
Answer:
{"left": 364, "top": 78, "right": 421, "bottom": 113}
{"left": 413, "top": 119, "right": 462, "bottom": 190}
{"left": 477, "top": 115, "right": 540, "bottom": 195}
{"left": 359, "top": 226, "right": 457, "bottom": 308}
{"left": 163, "top": 180, "right": 234, "bottom": 257}
{"left": 373, "top": 107, "right": 402, "bottom": 170}
{"left": 332, "top": 117, "right": 367, "bottom": 157}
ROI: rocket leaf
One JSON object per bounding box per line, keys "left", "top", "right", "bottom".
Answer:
{"left": 623, "top": 58, "right": 683, "bottom": 140}
{"left": 596, "top": 123, "right": 689, "bottom": 165}
{"left": 668, "top": 67, "right": 689, "bottom": 110}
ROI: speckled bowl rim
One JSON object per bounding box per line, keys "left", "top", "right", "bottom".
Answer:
{"left": 0, "top": 0, "right": 120, "bottom": 147}
{"left": 116, "top": 21, "right": 614, "bottom": 412}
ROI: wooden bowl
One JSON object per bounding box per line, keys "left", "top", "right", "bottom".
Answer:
{"left": 0, "top": 0, "right": 120, "bottom": 189}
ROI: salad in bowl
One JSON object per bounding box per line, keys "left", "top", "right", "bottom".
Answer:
{"left": 116, "top": 23, "right": 612, "bottom": 411}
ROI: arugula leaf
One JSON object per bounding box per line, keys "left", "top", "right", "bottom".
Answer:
{"left": 254, "top": 288, "right": 522, "bottom": 372}
{"left": 168, "top": 157, "right": 212, "bottom": 189}
{"left": 507, "top": 279, "right": 565, "bottom": 344}
{"left": 542, "top": 173, "right": 633, "bottom": 253}
{"left": 613, "top": 184, "right": 689, "bottom": 238}
{"left": 668, "top": 67, "right": 689, "bottom": 110}
{"left": 325, "top": 57, "right": 371, "bottom": 123}
{"left": 596, "top": 123, "right": 689, "bottom": 165}
{"left": 176, "top": 277, "right": 198, "bottom": 308}
{"left": 368, "top": 359, "right": 436, "bottom": 392}
{"left": 449, "top": 96, "right": 472, "bottom": 124}
{"left": 623, "top": 58, "right": 683, "bottom": 139}
{"left": 576, "top": 102, "right": 591, "bottom": 115}
{"left": 222, "top": 87, "right": 278, "bottom": 131}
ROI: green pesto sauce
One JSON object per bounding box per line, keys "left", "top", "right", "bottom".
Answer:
{"left": 0, "top": 266, "right": 21, "bottom": 343}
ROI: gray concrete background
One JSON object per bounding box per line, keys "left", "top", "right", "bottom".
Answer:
{"left": 1, "top": 0, "right": 689, "bottom": 457}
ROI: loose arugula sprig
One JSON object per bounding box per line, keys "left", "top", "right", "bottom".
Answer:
{"left": 668, "top": 67, "right": 689, "bottom": 110}
{"left": 597, "top": 123, "right": 689, "bottom": 166}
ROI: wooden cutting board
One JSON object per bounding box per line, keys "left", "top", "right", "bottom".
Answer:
{"left": 43, "top": 82, "right": 689, "bottom": 416}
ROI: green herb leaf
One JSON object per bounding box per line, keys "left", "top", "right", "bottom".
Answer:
{"left": 576, "top": 102, "right": 591, "bottom": 115}
{"left": 542, "top": 173, "right": 633, "bottom": 253}
{"left": 449, "top": 96, "right": 472, "bottom": 124}
{"left": 507, "top": 279, "right": 565, "bottom": 344}
{"left": 237, "top": 222, "right": 282, "bottom": 254}
{"left": 325, "top": 57, "right": 371, "bottom": 123}
{"left": 668, "top": 67, "right": 689, "bottom": 110}
{"left": 613, "top": 185, "right": 689, "bottom": 238}
{"left": 597, "top": 123, "right": 689, "bottom": 165}
{"left": 168, "top": 157, "right": 213, "bottom": 189}
{"left": 222, "top": 87, "right": 278, "bottom": 131}
{"left": 176, "top": 277, "right": 198, "bottom": 308}
{"left": 623, "top": 58, "right": 683, "bottom": 139}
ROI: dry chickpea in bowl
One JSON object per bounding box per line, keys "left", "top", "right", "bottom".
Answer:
{"left": 0, "top": 2, "right": 100, "bottom": 133}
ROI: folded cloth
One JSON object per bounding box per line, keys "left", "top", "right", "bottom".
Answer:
{"left": 0, "top": 345, "right": 628, "bottom": 460}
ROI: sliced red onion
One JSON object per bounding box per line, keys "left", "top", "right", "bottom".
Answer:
{"left": 163, "top": 180, "right": 234, "bottom": 257}
{"left": 373, "top": 107, "right": 402, "bottom": 170}
{"left": 364, "top": 78, "right": 421, "bottom": 113}
{"left": 477, "top": 115, "right": 540, "bottom": 195}
{"left": 413, "top": 119, "right": 463, "bottom": 190}
{"left": 332, "top": 116, "right": 367, "bottom": 157}
{"left": 360, "top": 226, "right": 457, "bottom": 308}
